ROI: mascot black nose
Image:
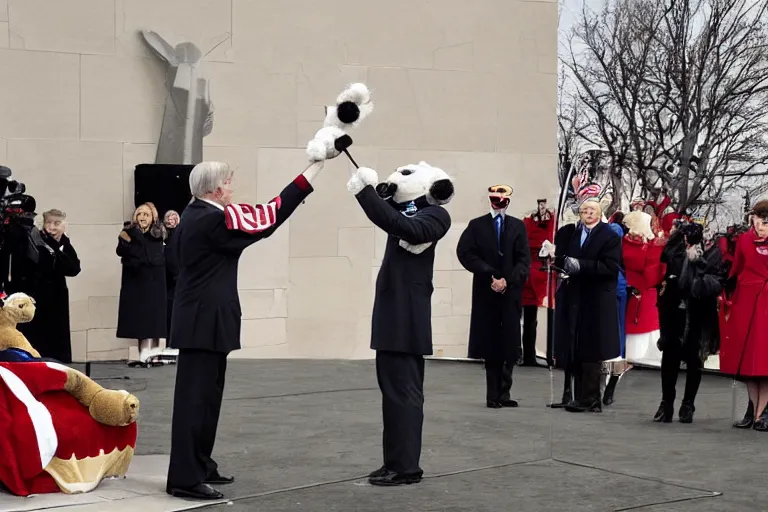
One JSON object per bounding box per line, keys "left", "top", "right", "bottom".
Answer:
{"left": 400, "top": 169, "right": 413, "bottom": 176}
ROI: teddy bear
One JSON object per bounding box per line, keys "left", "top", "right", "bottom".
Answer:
{"left": 305, "top": 82, "right": 373, "bottom": 166}
{"left": 0, "top": 292, "right": 140, "bottom": 496}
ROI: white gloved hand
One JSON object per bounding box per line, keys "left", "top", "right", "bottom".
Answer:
{"left": 347, "top": 167, "right": 379, "bottom": 195}
{"left": 539, "top": 240, "right": 555, "bottom": 258}
{"left": 399, "top": 240, "right": 433, "bottom": 254}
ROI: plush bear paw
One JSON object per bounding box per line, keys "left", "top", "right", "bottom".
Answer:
{"left": 399, "top": 240, "right": 433, "bottom": 254}
{"left": 347, "top": 167, "right": 379, "bottom": 195}
{"left": 89, "top": 389, "right": 140, "bottom": 427}
{"left": 306, "top": 126, "right": 352, "bottom": 162}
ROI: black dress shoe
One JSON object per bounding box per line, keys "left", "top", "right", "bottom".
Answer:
{"left": 678, "top": 401, "right": 695, "bottom": 423}
{"left": 204, "top": 471, "right": 235, "bottom": 485}
{"left": 166, "top": 483, "right": 224, "bottom": 500}
{"left": 753, "top": 404, "right": 768, "bottom": 431}
{"left": 547, "top": 391, "right": 571, "bottom": 409}
{"left": 565, "top": 399, "right": 601, "bottom": 413}
{"left": 500, "top": 399, "right": 519, "bottom": 407}
{"left": 368, "top": 466, "right": 388, "bottom": 478}
{"left": 369, "top": 470, "right": 422, "bottom": 486}
{"left": 486, "top": 400, "right": 503, "bottom": 408}
{"left": 733, "top": 400, "right": 754, "bottom": 429}
{"left": 653, "top": 400, "right": 673, "bottom": 423}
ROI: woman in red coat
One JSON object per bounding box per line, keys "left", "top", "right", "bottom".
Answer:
{"left": 521, "top": 200, "right": 555, "bottom": 367}
{"left": 622, "top": 212, "right": 666, "bottom": 363}
{"left": 721, "top": 200, "right": 768, "bottom": 431}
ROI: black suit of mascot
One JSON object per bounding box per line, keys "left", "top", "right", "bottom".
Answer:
{"left": 347, "top": 161, "right": 454, "bottom": 486}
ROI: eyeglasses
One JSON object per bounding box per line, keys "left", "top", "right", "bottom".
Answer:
{"left": 488, "top": 185, "right": 512, "bottom": 195}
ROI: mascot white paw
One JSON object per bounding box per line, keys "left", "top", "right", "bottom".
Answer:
{"left": 324, "top": 83, "right": 373, "bottom": 130}
{"left": 399, "top": 240, "right": 433, "bottom": 254}
{"left": 347, "top": 167, "right": 379, "bottom": 195}
{"left": 306, "top": 126, "right": 351, "bottom": 162}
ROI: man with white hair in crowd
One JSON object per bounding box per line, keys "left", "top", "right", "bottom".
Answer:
{"left": 165, "top": 160, "right": 324, "bottom": 500}
{"left": 553, "top": 194, "right": 623, "bottom": 413}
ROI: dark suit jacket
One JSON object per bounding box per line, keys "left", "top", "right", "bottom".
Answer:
{"left": 170, "top": 175, "right": 313, "bottom": 353}
{"left": 456, "top": 213, "right": 531, "bottom": 359}
{"left": 355, "top": 186, "right": 451, "bottom": 356}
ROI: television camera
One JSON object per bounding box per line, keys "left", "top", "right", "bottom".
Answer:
{"left": 0, "top": 166, "right": 42, "bottom": 288}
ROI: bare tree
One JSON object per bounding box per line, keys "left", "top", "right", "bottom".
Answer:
{"left": 561, "top": 0, "right": 768, "bottom": 215}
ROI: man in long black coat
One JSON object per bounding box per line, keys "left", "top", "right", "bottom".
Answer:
{"left": 553, "top": 197, "right": 622, "bottom": 412}
{"left": 347, "top": 162, "right": 453, "bottom": 487}
{"left": 456, "top": 184, "right": 531, "bottom": 408}
{"left": 166, "top": 160, "right": 322, "bottom": 500}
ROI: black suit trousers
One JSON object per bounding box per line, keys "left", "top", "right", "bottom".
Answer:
{"left": 376, "top": 350, "right": 425, "bottom": 477}
{"left": 167, "top": 349, "right": 227, "bottom": 488}
{"left": 484, "top": 300, "right": 521, "bottom": 402}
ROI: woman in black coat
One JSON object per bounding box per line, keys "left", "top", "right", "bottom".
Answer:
{"left": 12, "top": 209, "right": 81, "bottom": 363}
{"left": 654, "top": 222, "right": 724, "bottom": 423}
{"left": 116, "top": 203, "right": 167, "bottom": 363}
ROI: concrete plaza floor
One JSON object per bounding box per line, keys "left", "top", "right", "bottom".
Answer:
{"left": 1, "top": 359, "right": 765, "bottom": 511}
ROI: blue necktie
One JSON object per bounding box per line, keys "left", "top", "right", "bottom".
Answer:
{"left": 494, "top": 215, "right": 503, "bottom": 253}
{"left": 581, "top": 227, "right": 591, "bottom": 247}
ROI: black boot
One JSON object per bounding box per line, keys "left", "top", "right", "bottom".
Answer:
{"left": 733, "top": 400, "right": 755, "bottom": 429}
{"left": 678, "top": 401, "right": 695, "bottom": 423}
{"left": 653, "top": 400, "right": 673, "bottom": 423}
{"left": 603, "top": 375, "right": 619, "bottom": 406}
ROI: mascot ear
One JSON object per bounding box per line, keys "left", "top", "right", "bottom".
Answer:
{"left": 376, "top": 182, "right": 398, "bottom": 200}
{"left": 428, "top": 179, "right": 454, "bottom": 205}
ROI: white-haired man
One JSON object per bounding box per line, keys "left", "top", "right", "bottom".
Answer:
{"left": 166, "top": 160, "right": 324, "bottom": 500}
{"left": 553, "top": 196, "right": 622, "bottom": 413}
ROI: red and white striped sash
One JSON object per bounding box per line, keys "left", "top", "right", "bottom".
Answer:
{"left": 224, "top": 197, "right": 282, "bottom": 234}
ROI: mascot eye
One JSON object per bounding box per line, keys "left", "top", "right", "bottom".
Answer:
{"left": 399, "top": 169, "right": 414, "bottom": 176}
{"left": 18, "top": 304, "right": 24, "bottom": 308}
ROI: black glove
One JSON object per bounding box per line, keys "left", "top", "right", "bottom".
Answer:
{"left": 563, "top": 257, "right": 581, "bottom": 274}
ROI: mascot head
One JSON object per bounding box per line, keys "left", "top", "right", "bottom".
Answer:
{"left": 1, "top": 293, "right": 36, "bottom": 325}
{"left": 374, "top": 161, "right": 455, "bottom": 206}
{"left": 623, "top": 211, "right": 655, "bottom": 241}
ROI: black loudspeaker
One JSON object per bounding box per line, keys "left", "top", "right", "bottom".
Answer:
{"left": 133, "top": 164, "right": 194, "bottom": 219}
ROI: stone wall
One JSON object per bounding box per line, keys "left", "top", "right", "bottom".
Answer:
{"left": 0, "top": 0, "right": 558, "bottom": 361}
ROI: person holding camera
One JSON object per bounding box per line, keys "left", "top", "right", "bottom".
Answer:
{"left": 654, "top": 221, "right": 723, "bottom": 423}
{"left": 116, "top": 203, "right": 167, "bottom": 364}
{"left": 7, "top": 209, "right": 82, "bottom": 363}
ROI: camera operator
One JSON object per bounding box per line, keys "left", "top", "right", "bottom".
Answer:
{"left": 7, "top": 209, "right": 81, "bottom": 363}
